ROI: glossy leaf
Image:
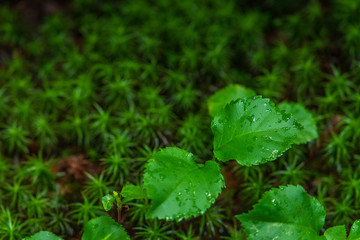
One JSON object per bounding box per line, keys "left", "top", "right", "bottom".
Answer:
{"left": 143, "top": 147, "right": 225, "bottom": 221}
{"left": 278, "top": 102, "right": 318, "bottom": 144}
{"left": 208, "top": 84, "right": 255, "bottom": 117}
{"left": 236, "top": 185, "right": 325, "bottom": 240}
{"left": 102, "top": 194, "right": 115, "bottom": 211}
{"left": 212, "top": 97, "right": 302, "bottom": 165}
{"left": 121, "top": 184, "right": 147, "bottom": 202}
{"left": 324, "top": 226, "right": 346, "bottom": 240}
{"left": 348, "top": 220, "right": 360, "bottom": 240}
{"left": 24, "top": 231, "right": 62, "bottom": 240}
{"left": 82, "top": 216, "right": 130, "bottom": 240}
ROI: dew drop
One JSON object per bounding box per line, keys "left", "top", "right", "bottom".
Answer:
{"left": 262, "top": 136, "right": 272, "bottom": 142}
{"left": 271, "top": 149, "right": 279, "bottom": 158}
{"left": 271, "top": 199, "right": 278, "bottom": 207}
{"left": 205, "top": 191, "right": 213, "bottom": 201}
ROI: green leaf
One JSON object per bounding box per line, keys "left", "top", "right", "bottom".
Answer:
{"left": 236, "top": 185, "right": 325, "bottom": 240}
{"left": 121, "top": 184, "right": 147, "bottom": 202}
{"left": 82, "top": 216, "right": 130, "bottom": 240}
{"left": 348, "top": 220, "right": 360, "bottom": 240}
{"left": 324, "top": 225, "right": 346, "bottom": 240}
{"left": 212, "top": 97, "right": 302, "bottom": 166}
{"left": 143, "top": 147, "right": 225, "bottom": 221}
{"left": 208, "top": 84, "right": 255, "bottom": 117}
{"left": 278, "top": 102, "right": 318, "bottom": 144}
{"left": 102, "top": 194, "right": 115, "bottom": 211}
{"left": 23, "top": 231, "right": 62, "bottom": 240}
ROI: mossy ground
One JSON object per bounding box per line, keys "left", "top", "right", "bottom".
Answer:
{"left": 1, "top": 0, "right": 360, "bottom": 239}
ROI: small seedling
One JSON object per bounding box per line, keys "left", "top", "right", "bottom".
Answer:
{"left": 140, "top": 84, "right": 318, "bottom": 221}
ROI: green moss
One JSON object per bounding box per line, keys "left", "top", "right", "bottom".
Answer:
{"left": 1, "top": 0, "right": 360, "bottom": 238}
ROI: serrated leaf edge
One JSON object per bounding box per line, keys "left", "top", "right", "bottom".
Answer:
{"left": 143, "top": 147, "right": 225, "bottom": 221}
{"left": 236, "top": 185, "right": 325, "bottom": 237}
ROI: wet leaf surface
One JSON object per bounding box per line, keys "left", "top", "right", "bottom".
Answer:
{"left": 236, "top": 185, "right": 326, "bottom": 240}
{"left": 143, "top": 147, "right": 225, "bottom": 220}
{"left": 212, "top": 97, "right": 302, "bottom": 166}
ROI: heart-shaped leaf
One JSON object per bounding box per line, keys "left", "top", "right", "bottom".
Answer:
{"left": 143, "top": 147, "right": 225, "bottom": 221}
{"left": 236, "top": 185, "right": 326, "bottom": 240}
{"left": 212, "top": 96, "right": 302, "bottom": 165}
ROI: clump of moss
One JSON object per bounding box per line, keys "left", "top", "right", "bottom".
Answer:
{"left": 1, "top": 0, "right": 360, "bottom": 238}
